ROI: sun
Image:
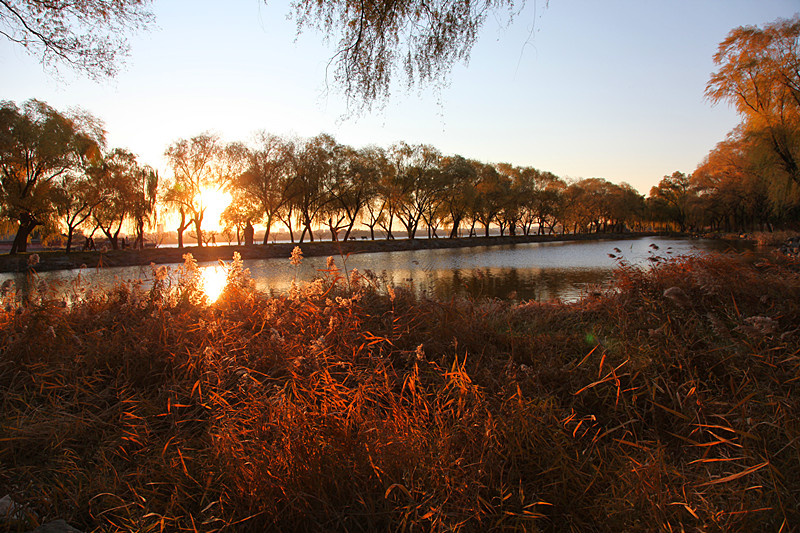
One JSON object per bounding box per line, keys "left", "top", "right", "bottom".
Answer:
{"left": 197, "top": 186, "right": 232, "bottom": 233}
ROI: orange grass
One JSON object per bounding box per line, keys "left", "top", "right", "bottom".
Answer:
{"left": 0, "top": 251, "right": 799, "bottom": 532}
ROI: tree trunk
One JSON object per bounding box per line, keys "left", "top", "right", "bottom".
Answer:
{"left": 135, "top": 218, "right": 145, "bottom": 249}
{"left": 177, "top": 209, "right": 190, "bottom": 249}
{"left": 194, "top": 218, "right": 204, "bottom": 247}
{"left": 100, "top": 225, "right": 120, "bottom": 250}
{"left": 449, "top": 216, "right": 461, "bottom": 239}
{"left": 65, "top": 227, "right": 75, "bottom": 254}
{"left": 343, "top": 220, "right": 355, "bottom": 242}
{"left": 10, "top": 215, "right": 38, "bottom": 254}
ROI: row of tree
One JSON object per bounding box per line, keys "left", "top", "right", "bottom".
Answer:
{"left": 208, "top": 133, "right": 649, "bottom": 245}
{"left": 0, "top": 99, "right": 650, "bottom": 254}
{"left": 1, "top": 103, "right": 798, "bottom": 254}
{"left": 0, "top": 100, "right": 158, "bottom": 253}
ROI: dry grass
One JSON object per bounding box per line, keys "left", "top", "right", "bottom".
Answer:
{"left": 1, "top": 251, "right": 799, "bottom": 532}
{"left": 749, "top": 230, "right": 800, "bottom": 247}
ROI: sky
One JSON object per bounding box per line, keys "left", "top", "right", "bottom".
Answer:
{"left": 2, "top": 0, "right": 799, "bottom": 196}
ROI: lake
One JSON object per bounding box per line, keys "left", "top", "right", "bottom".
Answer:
{"left": 0, "top": 236, "right": 754, "bottom": 303}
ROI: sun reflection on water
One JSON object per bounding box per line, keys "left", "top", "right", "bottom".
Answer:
{"left": 201, "top": 266, "right": 227, "bottom": 303}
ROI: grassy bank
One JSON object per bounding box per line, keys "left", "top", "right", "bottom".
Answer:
{"left": 1, "top": 251, "right": 799, "bottom": 531}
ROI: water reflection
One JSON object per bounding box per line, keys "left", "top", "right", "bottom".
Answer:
{"left": 429, "top": 266, "right": 609, "bottom": 302}
{"left": 0, "top": 236, "right": 755, "bottom": 303}
{"left": 201, "top": 266, "right": 227, "bottom": 303}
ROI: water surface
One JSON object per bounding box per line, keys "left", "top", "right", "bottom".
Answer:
{"left": 0, "top": 236, "right": 753, "bottom": 303}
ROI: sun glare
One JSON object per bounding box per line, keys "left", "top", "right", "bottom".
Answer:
{"left": 201, "top": 266, "right": 227, "bottom": 303}
{"left": 198, "top": 187, "right": 232, "bottom": 233}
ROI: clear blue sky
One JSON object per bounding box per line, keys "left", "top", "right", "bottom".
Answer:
{"left": 2, "top": 0, "right": 798, "bottom": 195}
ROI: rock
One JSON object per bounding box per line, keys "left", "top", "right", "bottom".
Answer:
{"left": 779, "top": 236, "right": 800, "bottom": 257}
{"left": 28, "top": 519, "right": 83, "bottom": 533}
{"left": 2, "top": 495, "right": 82, "bottom": 533}
{"left": 0, "top": 494, "right": 25, "bottom": 521}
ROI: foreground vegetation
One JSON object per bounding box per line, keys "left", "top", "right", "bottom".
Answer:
{"left": 1, "top": 250, "right": 799, "bottom": 531}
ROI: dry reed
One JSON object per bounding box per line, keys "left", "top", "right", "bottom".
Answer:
{"left": 1, "top": 251, "right": 798, "bottom": 532}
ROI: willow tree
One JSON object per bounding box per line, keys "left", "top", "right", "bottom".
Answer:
{"left": 471, "top": 161, "right": 507, "bottom": 237}
{"left": 6, "top": 0, "right": 522, "bottom": 109}
{"left": 89, "top": 148, "right": 147, "bottom": 250}
{"left": 163, "top": 133, "right": 221, "bottom": 248}
{"left": 322, "top": 144, "right": 381, "bottom": 241}
{"left": 707, "top": 16, "right": 800, "bottom": 186}
{"left": 361, "top": 147, "right": 396, "bottom": 240}
{"left": 0, "top": 99, "right": 103, "bottom": 253}
{"left": 693, "top": 128, "right": 798, "bottom": 232}
{"left": 0, "top": 0, "right": 154, "bottom": 79}
{"left": 52, "top": 166, "right": 98, "bottom": 252}
{"left": 648, "top": 172, "right": 694, "bottom": 232}
{"left": 284, "top": 134, "right": 338, "bottom": 243}
{"left": 226, "top": 133, "right": 293, "bottom": 245}
{"left": 131, "top": 166, "right": 158, "bottom": 249}
{"left": 437, "top": 155, "right": 476, "bottom": 238}
{"left": 290, "top": 0, "right": 519, "bottom": 110}
{"left": 390, "top": 142, "right": 442, "bottom": 239}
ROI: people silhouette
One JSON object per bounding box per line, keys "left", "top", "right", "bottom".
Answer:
{"left": 244, "top": 221, "right": 254, "bottom": 246}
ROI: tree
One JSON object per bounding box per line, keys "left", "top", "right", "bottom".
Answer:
{"left": 391, "top": 142, "right": 442, "bottom": 239}
{"left": 52, "top": 163, "right": 99, "bottom": 252}
{"left": 284, "top": 134, "right": 338, "bottom": 243}
{"left": 322, "top": 144, "right": 380, "bottom": 241}
{"left": 163, "top": 133, "right": 221, "bottom": 248}
{"left": 0, "top": 99, "right": 103, "bottom": 253}
{"left": 693, "top": 127, "right": 799, "bottom": 232}
{"left": 609, "top": 182, "right": 645, "bottom": 232}
{"left": 291, "top": 0, "right": 518, "bottom": 110}
{"left": 648, "top": 172, "right": 695, "bottom": 232}
{"left": 707, "top": 16, "right": 800, "bottom": 186}
{"left": 439, "top": 155, "right": 477, "bottom": 238}
{"left": 130, "top": 165, "right": 158, "bottom": 249}
{"left": 220, "top": 193, "right": 256, "bottom": 245}
{"left": 226, "top": 133, "right": 293, "bottom": 244}
{"left": 89, "top": 148, "right": 143, "bottom": 250}
{"left": 495, "top": 163, "right": 523, "bottom": 236}
{"left": 562, "top": 179, "right": 593, "bottom": 234}
{"left": 471, "top": 161, "right": 506, "bottom": 237}
{"left": 5, "top": 0, "right": 523, "bottom": 112}
{"left": 0, "top": 0, "right": 154, "bottom": 79}
{"left": 359, "top": 146, "right": 394, "bottom": 240}
{"left": 521, "top": 170, "right": 564, "bottom": 235}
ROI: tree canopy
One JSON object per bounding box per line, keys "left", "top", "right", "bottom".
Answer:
{"left": 289, "top": 0, "right": 520, "bottom": 110}
{"left": 0, "top": 0, "right": 154, "bottom": 79}
{"left": 0, "top": 99, "right": 104, "bottom": 253}
{"left": 706, "top": 15, "right": 800, "bottom": 186}
{"left": 3, "top": 0, "right": 524, "bottom": 107}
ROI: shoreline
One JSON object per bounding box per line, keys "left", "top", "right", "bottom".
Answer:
{"left": 1, "top": 231, "right": 674, "bottom": 273}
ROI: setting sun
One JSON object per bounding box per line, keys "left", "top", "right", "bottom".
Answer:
{"left": 197, "top": 187, "right": 232, "bottom": 233}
